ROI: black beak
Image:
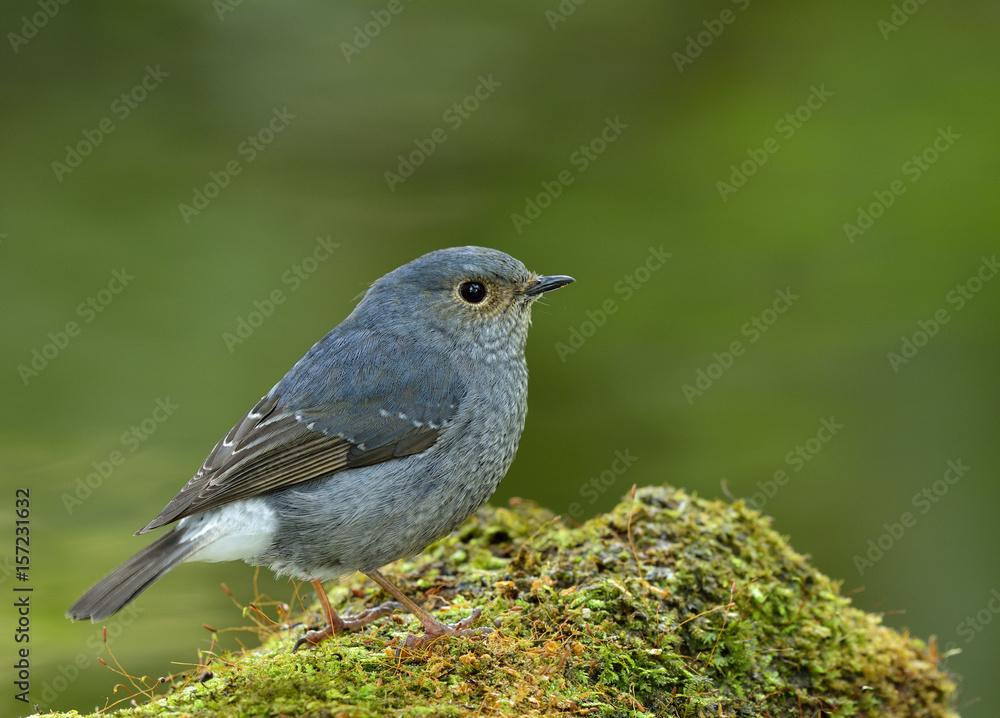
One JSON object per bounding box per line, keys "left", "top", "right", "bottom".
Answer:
{"left": 525, "top": 274, "right": 575, "bottom": 296}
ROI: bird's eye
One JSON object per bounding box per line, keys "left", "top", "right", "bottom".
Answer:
{"left": 459, "top": 281, "right": 488, "bottom": 304}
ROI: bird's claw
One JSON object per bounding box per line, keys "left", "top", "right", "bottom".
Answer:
{"left": 400, "top": 608, "right": 493, "bottom": 650}
{"left": 293, "top": 626, "right": 334, "bottom": 652}
{"left": 291, "top": 600, "right": 402, "bottom": 652}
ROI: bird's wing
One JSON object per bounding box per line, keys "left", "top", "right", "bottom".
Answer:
{"left": 137, "top": 329, "right": 462, "bottom": 534}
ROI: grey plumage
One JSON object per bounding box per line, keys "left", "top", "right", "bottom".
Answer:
{"left": 67, "top": 246, "right": 573, "bottom": 640}
{"left": 66, "top": 530, "right": 199, "bottom": 622}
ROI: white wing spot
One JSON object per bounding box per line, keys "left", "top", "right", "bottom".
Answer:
{"left": 256, "top": 412, "right": 283, "bottom": 429}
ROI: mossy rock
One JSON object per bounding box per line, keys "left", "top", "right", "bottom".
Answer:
{"left": 38, "top": 485, "right": 957, "bottom": 717}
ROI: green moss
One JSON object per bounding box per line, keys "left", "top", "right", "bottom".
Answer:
{"left": 37, "top": 486, "right": 958, "bottom": 717}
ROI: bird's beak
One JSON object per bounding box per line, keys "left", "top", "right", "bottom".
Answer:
{"left": 525, "top": 274, "right": 575, "bottom": 296}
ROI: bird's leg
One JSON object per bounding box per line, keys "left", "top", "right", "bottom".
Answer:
{"left": 292, "top": 579, "right": 401, "bottom": 651}
{"left": 364, "top": 569, "right": 489, "bottom": 649}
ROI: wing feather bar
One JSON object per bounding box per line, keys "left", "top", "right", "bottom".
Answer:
{"left": 175, "top": 433, "right": 352, "bottom": 515}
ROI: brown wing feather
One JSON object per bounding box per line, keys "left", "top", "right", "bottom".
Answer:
{"left": 137, "top": 392, "right": 439, "bottom": 534}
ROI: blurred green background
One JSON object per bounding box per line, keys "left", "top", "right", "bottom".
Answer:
{"left": 2, "top": 1, "right": 997, "bottom": 715}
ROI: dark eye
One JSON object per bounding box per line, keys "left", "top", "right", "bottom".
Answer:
{"left": 459, "top": 281, "right": 487, "bottom": 304}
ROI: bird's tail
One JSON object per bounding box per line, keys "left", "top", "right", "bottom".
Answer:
{"left": 67, "top": 529, "right": 200, "bottom": 622}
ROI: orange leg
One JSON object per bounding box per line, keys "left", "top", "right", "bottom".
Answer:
{"left": 292, "top": 578, "right": 401, "bottom": 651}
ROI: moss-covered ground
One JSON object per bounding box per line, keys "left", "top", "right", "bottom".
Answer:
{"left": 39, "top": 485, "right": 958, "bottom": 717}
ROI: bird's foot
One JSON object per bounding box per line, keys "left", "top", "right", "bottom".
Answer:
{"left": 292, "top": 600, "right": 402, "bottom": 651}
{"left": 401, "top": 607, "right": 492, "bottom": 650}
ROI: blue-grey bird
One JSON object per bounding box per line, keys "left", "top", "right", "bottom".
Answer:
{"left": 67, "top": 246, "right": 573, "bottom": 649}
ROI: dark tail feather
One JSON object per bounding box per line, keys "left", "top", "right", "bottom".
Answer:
{"left": 67, "top": 529, "right": 200, "bottom": 622}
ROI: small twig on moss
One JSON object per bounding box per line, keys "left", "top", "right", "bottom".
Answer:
{"left": 627, "top": 483, "right": 645, "bottom": 581}
{"left": 95, "top": 626, "right": 164, "bottom": 712}
{"left": 706, "top": 580, "right": 737, "bottom": 669}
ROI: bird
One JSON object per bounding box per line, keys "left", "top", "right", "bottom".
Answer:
{"left": 67, "top": 246, "right": 574, "bottom": 650}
